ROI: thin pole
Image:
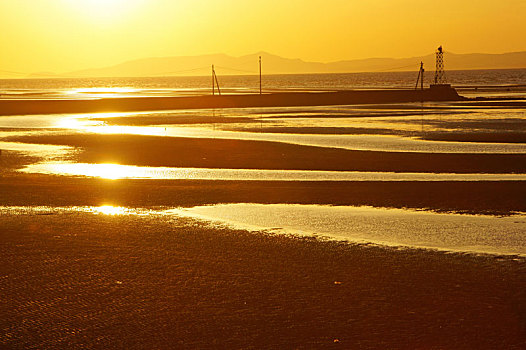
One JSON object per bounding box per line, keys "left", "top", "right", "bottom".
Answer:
{"left": 415, "top": 62, "right": 424, "bottom": 90}
{"left": 212, "top": 65, "right": 215, "bottom": 96}
{"left": 214, "top": 70, "right": 221, "bottom": 96}
{"left": 421, "top": 62, "right": 424, "bottom": 91}
{"left": 259, "top": 56, "right": 262, "bottom": 95}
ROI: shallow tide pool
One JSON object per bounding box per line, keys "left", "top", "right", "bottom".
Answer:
{"left": 170, "top": 204, "right": 526, "bottom": 256}
{"left": 2, "top": 204, "right": 524, "bottom": 256}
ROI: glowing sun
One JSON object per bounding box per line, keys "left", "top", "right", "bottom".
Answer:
{"left": 66, "top": 0, "right": 144, "bottom": 22}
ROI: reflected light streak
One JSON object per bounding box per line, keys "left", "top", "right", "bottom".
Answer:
{"left": 63, "top": 87, "right": 138, "bottom": 98}
{"left": 0, "top": 141, "right": 74, "bottom": 159}
{"left": 56, "top": 113, "right": 132, "bottom": 129}
{"left": 94, "top": 205, "right": 129, "bottom": 216}
{"left": 83, "top": 125, "right": 165, "bottom": 136}
{"left": 20, "top": 162, "right": 526, "bottom": 182}
{"left": 51, "top": 163, "right": 142, "bottom": 180}
{"left": 56, "top": 113, "right": 166, "bottom": 136}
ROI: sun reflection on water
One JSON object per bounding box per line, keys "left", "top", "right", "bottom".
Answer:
{"left": 56, "top": 113, "right": 166, "bottom": 136}
{"left": 94, "top": 205, "right": 129, "bottom": 216}
{"left": 49, "top": 163, "right": 141, "bottom": 180}
{"left": 83, "top": 124, "right": 165, "bottom": 136}
{"left": 20, "top": 162, "right": 526, "bottom": 181}
{"left": 63, "top": 87, "right": 138, "bottom": 98}
{"left": 56, "top": 113, "right": 132, "bottom": 128}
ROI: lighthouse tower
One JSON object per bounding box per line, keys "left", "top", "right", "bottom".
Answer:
{"left": 434, "top": 46, "right": 447, "bottom": 85}
{"left": 431, "top": 46, "right": 451, "bottom": 89}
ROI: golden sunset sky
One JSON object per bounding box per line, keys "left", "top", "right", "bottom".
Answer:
{"left": 1, "top": 0, "right": 525, "bottom": 74}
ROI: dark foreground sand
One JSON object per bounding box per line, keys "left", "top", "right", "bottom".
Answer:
{"left": 1, "top": 212, "right": 525, "bottom": 349}
{"left": 6, "top": 133, "right": 526, "bottom": 174}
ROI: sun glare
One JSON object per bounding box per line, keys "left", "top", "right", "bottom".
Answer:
{"left": 65, "top": 0, "right": 144, "bottom": 22}
{"left": 46, "top": 163, "right": 136, "bottom": 180}
{"left": 95, "top": 205, "right": 128, "bottom": 216}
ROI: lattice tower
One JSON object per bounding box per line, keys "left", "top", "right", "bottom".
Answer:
{"left": 434, "top": 46, "right": 447, "bottom": 85}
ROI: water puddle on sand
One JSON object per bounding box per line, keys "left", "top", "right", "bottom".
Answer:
{"left": 0, "top": 141, "right": 74, "bottom": 159}
{"left": 169, "top": 204, "right": 526, "bottom": 256}
{"left": 163, "top": 128, "right": 526, "bottom": 154}
{"left": 75, "top": 107, "right": 526, "bottom": 154}
{"left": 19, "top": 162, "right": 526, "bottom": 181}
{"left": 3, "top": 109, "right": 526, "bottom": 154}
{"left": 2, "top": 204, "right": 525, "bottom": 257}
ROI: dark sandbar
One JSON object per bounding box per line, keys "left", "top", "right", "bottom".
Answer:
{"left": 6, "top": 134, "right": 526, "bottom": 173}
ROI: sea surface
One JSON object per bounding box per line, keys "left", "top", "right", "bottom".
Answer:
{"left": 1, "top": 68, "right": 526, "bottom": 99}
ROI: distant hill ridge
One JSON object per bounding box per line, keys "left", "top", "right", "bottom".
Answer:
{"left": 47, "top": 51, "right": 526, "bottom": 78}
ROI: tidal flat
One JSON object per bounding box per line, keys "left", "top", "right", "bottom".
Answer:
{"left": 1, "top": 96, "right": 526, "bottom": 348}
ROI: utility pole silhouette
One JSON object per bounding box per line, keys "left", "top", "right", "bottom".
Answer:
{"left": 415, "top": 62, "right": 424, "bottom": 91}
{"left": 212, "top": 65, "right": 221, "bottom": 96}
{"left": 415, "top": 62, "right": 426, "bottom": 133}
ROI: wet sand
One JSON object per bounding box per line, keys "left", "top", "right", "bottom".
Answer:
{"left": 1, "top": 211, "right": 524, "bottom": 349}
{"left": 1, "top": 99, "right": 526, "bottom": 348}
{"left": 92, "top": 110, "right": 463, "bottom": 125}
{"left": 6, "top": 134, "right": 526, "bottom": 173}
{"left": 93, "top": 115, "right": 258, "bottom": 126}
{"left": 225, "top": 127, "right": 526, "bottom": 143}
{"left": 1, "top": 172, "right": 525, "bottom": 216}
{"left": 422, "top": 132, "right": 526, "bottom": 143}
{"left": 90, "top": 107, "right": 526, "bottom": 143}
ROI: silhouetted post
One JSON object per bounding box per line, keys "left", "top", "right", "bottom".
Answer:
{"left": 212, "top": 65, "right": 215, "bottom": 96}
{"left": 420, "top": 62, "right": 424, "bottom": 91}
{"left": 415, "top": 62, "right": 424, "bottom": 91}
{"left": 213, "top": 67, "right": 221, "bottom": 96}
{"left": 259, "top": 56, "right": 262, "bottom": 95}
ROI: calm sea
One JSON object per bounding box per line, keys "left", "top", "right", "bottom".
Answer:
{"left": 1, "top": 69, "right": 525, "bottom": 99}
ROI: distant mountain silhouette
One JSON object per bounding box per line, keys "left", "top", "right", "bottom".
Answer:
{"left": 62, "top": 51, "right": 526, "bottom": 78}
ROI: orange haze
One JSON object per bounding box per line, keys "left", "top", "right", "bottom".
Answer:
{"left": 1, "top": 0, "right": 525, "bottom": 75}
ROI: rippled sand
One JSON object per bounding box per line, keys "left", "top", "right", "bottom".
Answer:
{"left": 1, "top": 209, "right": 525, "bottom": 349}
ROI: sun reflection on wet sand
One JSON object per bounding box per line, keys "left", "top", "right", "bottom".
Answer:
{"left": 56, "top": 112, "right": 153, "bottom": 131}
{"left": 63, "top": 87, "right": 138, "bottom": 99}
{"left": 55, "top": 114, "right": 166, "bottom": 136}
{"left": 42, "top": 163, "right": 140, "bottom": 180}
{"left": 0, "top": 205, "right": 137, "bottom": 216}
{"left": 83, "top": 124, "right": 166, "bottom": 136}
{"left": 0, "top": 141, "right": 74, "bottom": 159}
{"left": 20, "top": 162, "right": 526, "bottom": 181}
{"left": 94, "top": 205, "right": 129, "bottom": 215}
